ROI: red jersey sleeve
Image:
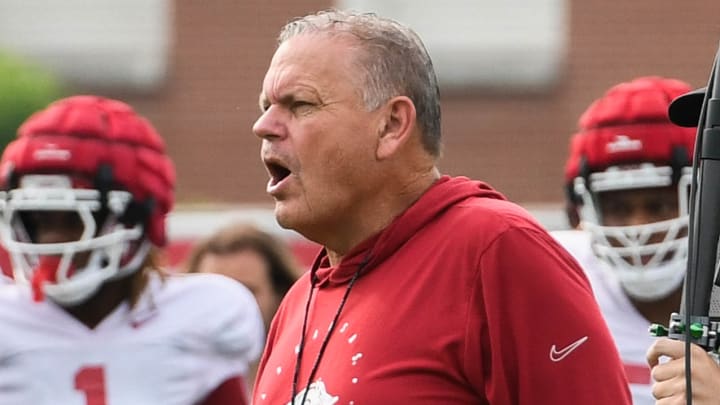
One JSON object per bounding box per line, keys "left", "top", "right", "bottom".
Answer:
{"left": 466, "top": 226, "right": 632, "bottom": 404}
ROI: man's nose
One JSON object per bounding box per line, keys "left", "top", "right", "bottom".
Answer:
{"left": 624, "top": 209, "right": 655, "bottom": 227}
{"left": 34, "top": 227, "right": 78, "bottom": 244}
{"left": 252, "top": 106, "right": 286, "bottom": 141}
{"left": 31, "top": 213, "right": 85, "bottom": 244}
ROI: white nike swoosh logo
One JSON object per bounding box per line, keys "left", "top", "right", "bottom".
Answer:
{"left": 549, "top": 336, "right": 588, "bottom": 362}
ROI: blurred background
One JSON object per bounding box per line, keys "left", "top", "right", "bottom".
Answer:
{"left": 0, "top": 0, "right": 718, "bottom": 270}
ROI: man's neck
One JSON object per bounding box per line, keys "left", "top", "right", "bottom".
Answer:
{"left": 324, "top": 168, "right": 440, "bottom": 266}
{"left": 63, "top": 276, "right": 134, "bottom": 329}
{"left": 631, "top": 286, "right": 683, "bottom": 326}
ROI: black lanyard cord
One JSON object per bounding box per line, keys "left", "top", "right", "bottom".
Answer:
{"left": 290, "top": 258, "right": 367, "bottom": 404}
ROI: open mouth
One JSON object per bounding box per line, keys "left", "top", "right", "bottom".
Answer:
{"left": 266, "top": 161, "right": 291, "bottom": 186}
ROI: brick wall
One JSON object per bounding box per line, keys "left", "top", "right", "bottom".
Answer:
{"left": 112, "top": 0, "right": 720, "bottom": 207}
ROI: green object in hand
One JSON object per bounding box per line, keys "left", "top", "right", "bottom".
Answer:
{"left": 649, "top": 323, "right": 669, "bottom": 337}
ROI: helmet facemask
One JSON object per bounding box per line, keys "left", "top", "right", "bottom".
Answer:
{"left": 574, "top": 163, "right": 692, "bottom": 301}
{"left": 0, "top": 96, "right": 175, "bottom": 307}
{"left": 0, "top": 174, "right": 150, "bottom": 306}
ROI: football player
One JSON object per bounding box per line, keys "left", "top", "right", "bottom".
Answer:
{"left": 553, "top": 76, "right": 696, "bottom": 405}
{"left": 0, "top": 95, "right": 264, "bottom": 405}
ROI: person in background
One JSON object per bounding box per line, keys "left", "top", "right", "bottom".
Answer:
{"left": 644, "top": 84, "right": 720, "bottom": 404}
{"left": 250, "top": 9, "right": 631, "bottom": 404}
{"left": 0, "top": 95, "right": 264, "bottom": 405}
{"left": 553, "top": 76, "right": 696, "bottom": 404}
{"left": 185, "top": 223, "right": 301, "bottom": 388}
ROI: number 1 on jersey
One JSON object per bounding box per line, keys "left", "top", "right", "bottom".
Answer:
{"left": 74, "top": 365, "right": 107, "bottom": 405}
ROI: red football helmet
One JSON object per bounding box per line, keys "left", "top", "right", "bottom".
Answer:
{"left": 0, "top": 95, "right": 175, "bottom": 305}
{"left": 564, "top": 76, "right": 696, "bottom": 301}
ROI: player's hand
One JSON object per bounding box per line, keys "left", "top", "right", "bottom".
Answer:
{"left": 646, "top": 337, "right": 720, "bottom": 404}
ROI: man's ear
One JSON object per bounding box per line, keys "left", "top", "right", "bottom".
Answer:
{"left": 376, "top": 96, "right": 417, "bottom": 160}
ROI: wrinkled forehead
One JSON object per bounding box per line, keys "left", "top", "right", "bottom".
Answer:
{"left": 261, "top": 33, "right": 363, "bottom": 100}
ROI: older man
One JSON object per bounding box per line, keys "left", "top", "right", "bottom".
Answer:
{"left": 252, "top": 9, "right": 632, "bottom": 404}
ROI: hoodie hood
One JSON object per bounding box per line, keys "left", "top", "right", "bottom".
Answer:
{"left": 310, "top": 175, "right": 506, "bottom": 286}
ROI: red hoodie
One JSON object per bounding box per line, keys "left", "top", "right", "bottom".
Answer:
{"left": 253, "top": 176, "right": 631, "bottom": 404}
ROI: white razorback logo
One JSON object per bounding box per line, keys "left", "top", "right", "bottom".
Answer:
{"left": 33, "top": 143, "right": 72, "bottom": 161}
{"left": 606, "top": 135, "right": 642, "bottom": 154}
{"left": 287, "top": 380, "right": 339, "bottom": 405}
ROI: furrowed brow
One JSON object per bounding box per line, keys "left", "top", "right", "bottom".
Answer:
{"left": 259, "top": 87, "right": 319, "bottom": 112}
{"left": 258, "top": 92, "right": 270, "bottom": 112}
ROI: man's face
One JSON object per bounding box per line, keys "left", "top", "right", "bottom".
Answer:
{"left": 598, "top": 186, "right": 682, "bottom": 265}
{"left": 252, "top": 33, "right": 385, "bottom": 240}
{"left": 598, "top": 186, "right": 679, "bottom": 227}
{"left": 196, "top": 249, "right": 279, "bottom": 331}
{"left": 28, "top": 211, "right": 85, "bottom": 245}
{"left": 25, "top": 210, "right": 92, "bottom": 268}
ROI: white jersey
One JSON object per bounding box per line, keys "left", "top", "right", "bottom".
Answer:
{"left": 0, "top": 272, "right": 265, "bottom": 405}
{"left": 552, "top": 230, "right": 654, "bottom": 405}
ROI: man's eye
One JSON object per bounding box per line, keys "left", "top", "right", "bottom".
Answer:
{"left": 290, "top": 101, "right": 316, "bottom": 116}
{"left": 602, "top": 203, "right": 631, "bottom": 219}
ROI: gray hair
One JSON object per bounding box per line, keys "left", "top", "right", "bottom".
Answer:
{"left": 278, "top": 9, "right": 442, "bottom": 157}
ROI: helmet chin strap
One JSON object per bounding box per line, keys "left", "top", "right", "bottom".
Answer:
{"left": 43, "top": 264, "right": 108, "bottom": 306}
{"left": 616, "top": 259, "right": 687, "bottom": 301}
{"left": 31, "top": 256, "right": 72, "bottom": 302}
{"left": 39, "top": 238, "right": 151, "bottom": 307}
